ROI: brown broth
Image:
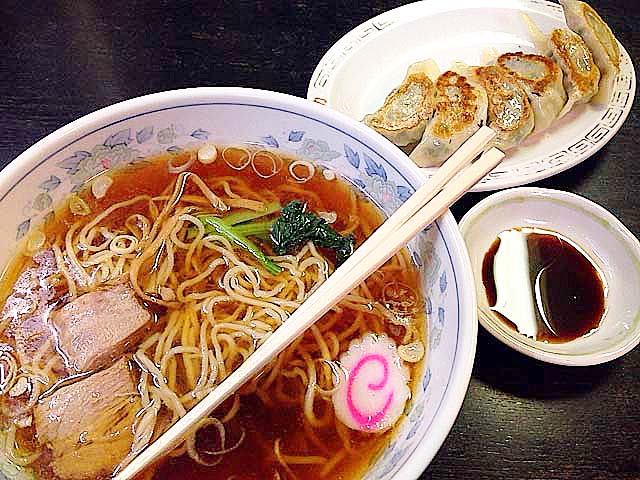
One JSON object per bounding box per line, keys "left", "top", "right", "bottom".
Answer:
{"left": 151, "top": 395, "right": 389, "bottom": 480}
{"left": 133, "top": 152, "right": 422, "bottom": 479}
{"left": 0, "top": 149, "right": 425, "bottom": 480}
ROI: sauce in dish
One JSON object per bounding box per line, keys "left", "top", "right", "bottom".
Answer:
{"left": 482, "top": 227, "right": 606, "bottom": 343}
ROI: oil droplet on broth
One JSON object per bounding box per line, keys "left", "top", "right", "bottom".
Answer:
{"left": 482, "top": 227, "right": 607, "bottom": 343}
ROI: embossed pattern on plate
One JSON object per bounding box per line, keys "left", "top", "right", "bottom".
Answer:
{"left": 307, "top": 0, "right": 636, "bottom": 192}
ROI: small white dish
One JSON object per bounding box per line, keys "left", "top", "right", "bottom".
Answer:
{"left": 307, "top": 0, "right": 636, "bottom": 192}
{"left": 459, "top": 187, "right": 640, "bottom": 366}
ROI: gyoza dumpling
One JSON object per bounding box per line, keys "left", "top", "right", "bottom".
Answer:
{"left": 523, "top": 14, "right": 601, "bottom": 118}
{"left": 363, "top": 60, "right": 438, "bottom": 147}
{"left": 548, "top": 28, "right": 601, "bottom": 117}
{"left": 471, "top": 66, "right": 535, "bottom": 151}
{"left": 559, "top": 0, "right": 620, "bottom": 104}
{"left": 497, "top": 52, "right": 567, "bottom": 133}
{"left": 409, "top": 70, "right": 488, "bottom": 167}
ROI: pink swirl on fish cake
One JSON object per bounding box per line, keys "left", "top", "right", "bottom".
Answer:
{"left": 346, "top": 354, "right": 394, "bottom": 430}
{"left": 332, "top": 333, "right": 410, "bottom": 433}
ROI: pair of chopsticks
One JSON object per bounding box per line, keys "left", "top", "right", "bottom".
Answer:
{"left": 115, "top": 126, "right": 504, "bottom": 480}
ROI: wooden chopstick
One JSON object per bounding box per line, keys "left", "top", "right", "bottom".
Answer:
{"left": 388, "top": 147, "right": 504, "bottom": 254}
{"left": 113, "top": 132, "right": 503, "bottom": 480}
{"left": 332, "top": 126, "right": 496, "bottom": 285}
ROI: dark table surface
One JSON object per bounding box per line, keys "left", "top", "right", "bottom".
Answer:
{"left": 0, "top": 1, "right": 638, "bottom": 479}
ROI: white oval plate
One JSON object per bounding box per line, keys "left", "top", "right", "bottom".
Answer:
{"left": 307, "top": 0, "right": 635, "bottom": 192}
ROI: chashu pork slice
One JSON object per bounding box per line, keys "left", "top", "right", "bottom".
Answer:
{"left": 1, "top": 250, "right": 59, "bottom": 367}
{"left": 410, "top": 70, "right": 488, "bottom": 167}
{"left": 34, "top": 358, "right": 140, "bottom": 480}
{"left": 52, "top": 284, "right": 151, "bottom": 373}
{"left": 363, "top": 60, "right": 438, "bottom": 147}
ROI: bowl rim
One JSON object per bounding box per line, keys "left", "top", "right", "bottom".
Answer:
{"left": 0, "top": 87, "right": 478, "bottom": 479}
{"left": 459, "top": 186, "right": 640, "bottom": 366}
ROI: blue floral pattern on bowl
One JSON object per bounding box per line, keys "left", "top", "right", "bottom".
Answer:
{"left": 0, "top": 96, "right": 464, "bottom": 480}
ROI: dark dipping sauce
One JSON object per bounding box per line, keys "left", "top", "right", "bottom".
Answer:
{"left": 482, "top": 227, "right": 606, "bottom": 343}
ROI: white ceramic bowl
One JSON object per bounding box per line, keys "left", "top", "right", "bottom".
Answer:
{"left": 460, "top": 187, "right": 640, "bottom": 366}
{"left": 0, "top": 88, "right": 476, "bottom": 480}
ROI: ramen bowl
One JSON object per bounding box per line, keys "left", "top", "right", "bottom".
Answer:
{"left": 0, "top": 88, "right": 476, "bottom": 479}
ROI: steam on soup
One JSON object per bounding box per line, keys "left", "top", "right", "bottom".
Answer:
{"left": 0, "top": 145, "right": 426, "bottom": 479}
